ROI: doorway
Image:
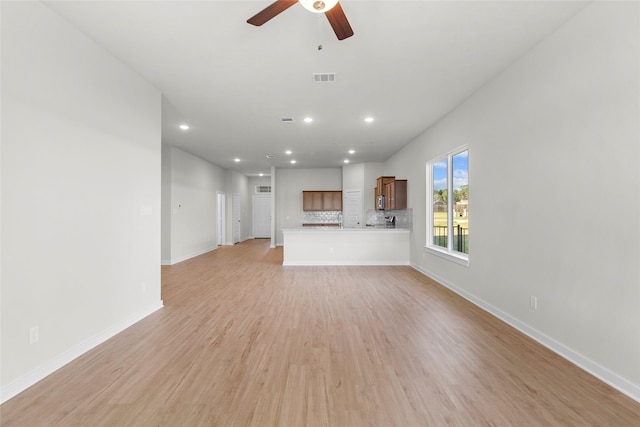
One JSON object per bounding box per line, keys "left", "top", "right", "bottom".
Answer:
{"left": 253, "top": 195, "right": 272, "bottom": 238}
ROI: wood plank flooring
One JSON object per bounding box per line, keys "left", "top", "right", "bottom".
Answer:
{"left": 2, "top": 239, "right": 639, "bottom": 426}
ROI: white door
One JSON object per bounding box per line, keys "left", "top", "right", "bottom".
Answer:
{"left": 253, "top": 195, "right": 272, "bottom": 238}
{"left": 343, "top": 189, "right": 362, "bottom": 228}
{"left": 232, "top": 193, "right": 241, "bottom": 244}
{"left": 217, "top": 192, "right": 225, "bottom": 246}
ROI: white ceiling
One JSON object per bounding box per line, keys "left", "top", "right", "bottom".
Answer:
{"left": 45, "top": 0, "right": 588, "bottom": 176}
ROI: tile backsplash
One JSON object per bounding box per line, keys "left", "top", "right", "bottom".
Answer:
{"left": 303, "top": 209, "right": 412, "bottom": 229}
{"left": 365, "top": 208, "right": 412, "bottom": 230}
{"left": 303, "top": 211, "right": 342, "bottom": 224}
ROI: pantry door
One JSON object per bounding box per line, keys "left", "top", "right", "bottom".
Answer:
{"left": 343, "top": 189, "right": 362, "bottom": 228}
{"left": 253, "top": 195, "right": 272, "bottom": 238}
{"left": 232, "top": 193, "right": 241, "bottom": 244}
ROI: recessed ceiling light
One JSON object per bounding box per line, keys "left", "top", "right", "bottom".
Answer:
{"left": 304, "top": 117, "right": 313, "bottom": 123}
{"left": 259, "top": 173, "right": 264, "bottom": 177}
{"left": 364, "top": 117, "right": 374, "bottom": 123}
{"left": 234, "top": 158, "right": 240, "bottom": 163}
{"left": 348, "top": 149, "right": 355, "bottom": 154}
{"left": 344, "top": 159, "right": 350, "bottom": 164}
{"left": 179, "top": 124, "right": 189, "bottom": 130}
{"left": 290, "top": 160, "right": 297, "bottom": 164}
{"left": 285, "top": 150, "right": 292, "bottom": 155}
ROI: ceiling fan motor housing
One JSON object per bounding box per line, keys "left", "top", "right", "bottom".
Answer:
{"left": 300, "top": 0, "right": 339, "bottom": 13}
{"left": 247, "top": 0, "right": 353, "bottom": 41}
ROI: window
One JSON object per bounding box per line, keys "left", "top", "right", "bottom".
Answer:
{"left": 427, "top": 147, "right": 469, "bottom": 265}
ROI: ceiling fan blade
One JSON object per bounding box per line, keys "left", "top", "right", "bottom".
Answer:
{"left": 325, "top": 2, "right": 354, "bottom": 40}
{"left": 247, "top": 0, "right": 299, "bottom": 26}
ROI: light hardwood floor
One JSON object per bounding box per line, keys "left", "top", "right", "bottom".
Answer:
{"left": 2, "top": 239, "right": 639, "bottom": 426}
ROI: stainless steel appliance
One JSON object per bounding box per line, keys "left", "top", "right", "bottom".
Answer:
{"left": 385, "top": 215, "right": 396, "bottom": 228}
{"left": 376, "top": 195, "right": 385, "bottom": 210}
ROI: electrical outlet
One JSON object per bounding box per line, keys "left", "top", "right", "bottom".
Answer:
{"left": 29, "top": 326, "right": 39, "bottom": 344}
{"left": 530, "top": 296, "right": 538, "bottom": 311}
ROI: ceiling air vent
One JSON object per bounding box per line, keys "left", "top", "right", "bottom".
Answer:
{"left": 280, "top": 117, "right": 294, "bottom": 122}
{"left": 312, "top": 73, "right": 336, "bottom": 83}
{"left": 255, "top": 185, "right": 272, "bottom": 194}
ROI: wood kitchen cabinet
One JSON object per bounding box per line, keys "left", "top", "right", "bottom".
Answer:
{"left": 305, "top": 191, "right": 323, "bottom": 210}
{"left": 375, "top": 176, "right": 395, "bottom": 198}
{"left": 384, "top": 179, "right": 407, "bottom": 210}
{"left": 303, "top": 191, "right": 342, "bottom": 211}
{"left": 375, "top": 176, "right": 407, "bottom": 210}
{"left": 328, "top": 191, "right": 342, "bottom": 211}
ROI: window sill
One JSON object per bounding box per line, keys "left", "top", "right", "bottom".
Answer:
{"left": 424, "top": 246, "right": 469, "bottom": 267}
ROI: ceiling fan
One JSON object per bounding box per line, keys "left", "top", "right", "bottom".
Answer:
{"left": 247, "top": 0, "right": 354, "bottom": 41}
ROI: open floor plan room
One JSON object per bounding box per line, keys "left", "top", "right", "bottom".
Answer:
{"left": 2, "top": 239, "right": 638, "bottom": 426}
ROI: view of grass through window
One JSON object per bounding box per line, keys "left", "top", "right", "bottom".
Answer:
{"left": 432, "top": 149, "right": 468, "bottom": 254}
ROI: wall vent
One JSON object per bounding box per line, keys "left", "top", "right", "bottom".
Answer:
{"left": 312, "top": 73, "right": 336, "bottom": 83}
{"left": 255, "top": 185, "right": 272, "bottom": 194}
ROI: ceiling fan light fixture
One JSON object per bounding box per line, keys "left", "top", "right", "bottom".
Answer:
{"left": 299, "top": 0, "right": 338, "bottom": 13}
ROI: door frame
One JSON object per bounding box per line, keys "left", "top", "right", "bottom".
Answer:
{"left": 217, "top": 191, "right": 226, "bottom": 246}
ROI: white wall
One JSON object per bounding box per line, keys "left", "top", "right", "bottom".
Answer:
{"left": 385, "top": 2, "right": 639, "bottom": 399}
{"left": 1, "top": 1, "right": 163, "bottom": 401}
{"left": 342, "top": 163, "right": 365, "bottom": 192}
{"left": 164, "top": 146, "right": 225, "bottom": 264}
{"left": 248, "top": 176, "right": 272, "bottom": 194}
{"left": 275, "top": 168, "right": 342, "bottom": 244}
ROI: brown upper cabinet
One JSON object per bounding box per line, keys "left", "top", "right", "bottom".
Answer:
{"left": 303, "top": 191, "right": 343, "bottom": 211}
{"left": 385, "top": 180, "right": 407, "bottom": 210}
{"left": 375, "top": 176, "right": 407, "bottom": 210}
{"left": 375, "top": 176, "right": 395, "bottom": 199}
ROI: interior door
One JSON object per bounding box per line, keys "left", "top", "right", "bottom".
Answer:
{"left": 253, "top": 195, "right": 272, "bottom": 238}
{"left": 217, "top": 192, "right": 226, "bottom": 245}
{"left": 232, "top": 193, "right": 241, "bottom": 244}
{"left": 343, "top": 189, "right": 362, "bottom": 228}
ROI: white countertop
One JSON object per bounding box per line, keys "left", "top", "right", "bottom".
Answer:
{"left": 283, "top": 227, "right": 409, "bottom": 232}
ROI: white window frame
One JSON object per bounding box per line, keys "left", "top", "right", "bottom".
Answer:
{"left": 425, "top": 146, "right": 469, "bottom": 266}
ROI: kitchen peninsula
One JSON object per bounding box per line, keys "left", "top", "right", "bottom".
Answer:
{"left": 282, "top": 228, "right": 410, "bottom": 266}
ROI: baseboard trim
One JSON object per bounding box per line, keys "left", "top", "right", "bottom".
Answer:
{"left": 283, "top": 261, "right": 410, "bottom": 266}
{"left": 167, "top": 245, "right": 217, "bottom": 265}
{"left": 410, "top": 263, "right": 640, "bottom": 403}
{"left": 225, "top": 237, "right": 251, "bottom": 246}
{"left": 0, "top": 302, "right": 164, "bottom": 404}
